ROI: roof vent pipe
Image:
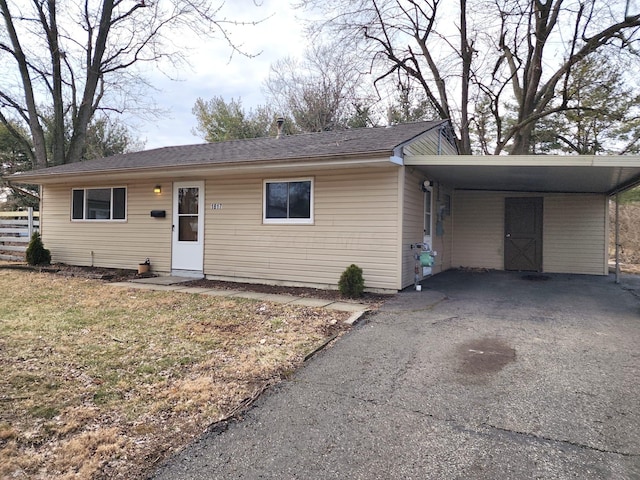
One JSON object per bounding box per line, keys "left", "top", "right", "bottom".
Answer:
{"left": 276, "top": 117, "right": 284, "bottom": 139}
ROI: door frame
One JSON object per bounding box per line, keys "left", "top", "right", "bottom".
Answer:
{"left": 171, "top": 181, "right": 205, "bottom": 277}
{"left": 504, "top": 197, "right": 543, "bottom": 272}
{"left": 423, "top": 186, "right": 433, "bottom": 249}
{"left": 422, "top": 186, "right": 434, "bottom": 276}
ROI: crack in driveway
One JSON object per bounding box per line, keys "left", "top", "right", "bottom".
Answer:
{"left": 482, "top": 423, "right": 640, "bottom": 458}
{"left": 305, "top": 380, "right": 639, "bottom": 461}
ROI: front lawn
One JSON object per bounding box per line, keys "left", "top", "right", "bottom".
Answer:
{"left": 0, "top": 269, "right": 350, "bottom": 479}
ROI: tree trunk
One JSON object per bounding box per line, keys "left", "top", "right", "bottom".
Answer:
{"left": 44, "top": 0, "right": 66, "bottom": 166}
{"left": 0, "top": 0, "right": 48, "bottom": 169}
{"left": 459, "top": 0, "right": 472, "bottom": 155}
{"left": 510, "top": 125, "right": 534, "bottom": 155}
{"left": 66, "top": 0, "right": 115, "bottom": 163}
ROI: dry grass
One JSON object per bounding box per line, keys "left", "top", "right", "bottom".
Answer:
{"left": 610, "top": 202, "right": 640, "bottom": 272}
{"left": 0, "top": 269, "right": 351, "bottom": 479}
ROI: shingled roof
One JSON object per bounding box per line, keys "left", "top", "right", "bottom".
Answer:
{"left": 12, "top": 121, "right": 446, "bottom": 180}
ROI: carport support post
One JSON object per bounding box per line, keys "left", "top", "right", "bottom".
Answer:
{"left": 615, "top": 194, "right": 620, "bottom": 284}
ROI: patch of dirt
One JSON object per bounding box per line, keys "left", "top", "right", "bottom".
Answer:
{"left": 610, "top": 202, "right": 640, "bottom": 265}
{"left": 16, "top": 263, "right": 391, "bottom": 306}
{"left": 1, "top": 262, "right": 136, "bottom": 281}
{"left": 0, "top": 269, "right": 358, "bottom": 480}
{"left": 617, "top": 263, "right": 640, "bottom": 274}
{"left": 185, "top": 278, "right": 389, "bottom": 305}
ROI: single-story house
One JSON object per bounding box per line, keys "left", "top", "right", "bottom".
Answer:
{"left": 10, "top": 121, "right": 640, "bottom": 292}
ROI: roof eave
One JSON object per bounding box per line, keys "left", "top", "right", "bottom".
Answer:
{"left": 9, "top": 151, "right": 399, "bottom": 185}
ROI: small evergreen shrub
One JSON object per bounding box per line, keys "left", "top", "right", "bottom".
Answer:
{"left": 25, "top": 231, "right": 51, "bottom": 266}
{"left": 338, "top": 264, "right": 365, "bottom": 298}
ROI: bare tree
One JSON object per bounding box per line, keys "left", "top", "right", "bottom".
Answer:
{"left": 263, "top": 41, "right": 375, "bottom": 132}
{"left": 524, "top": 54, "right": 640, "bottom": 155}
{"left": 192, "top": 96, "right": 281, "bottom": 142}
{"left": 490, "top": 0, "right": 640, "bottom": 154}
{"left": 0, "top": 0, "right": 260, "bottom": 169}
{"left": 297, "top": 0, "right": 477, "bottom": 151}
{"left": 297, "top": 0, "right": 640, "bottom": 154}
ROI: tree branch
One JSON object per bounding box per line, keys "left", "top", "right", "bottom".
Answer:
{"left": 0, "top": 0, "right": 47, "bottom": 168}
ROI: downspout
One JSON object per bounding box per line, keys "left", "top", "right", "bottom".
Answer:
{"left": 391, "top": 145, "right": 404, "bottom": 290}
{"left": 437, "top": 126, "right": 442, "bottom": 155}
{"left": 615, "top": 193, "right": 620, "bottom": 284}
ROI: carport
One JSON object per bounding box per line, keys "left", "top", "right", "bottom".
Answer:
{"left": 404, "top": 155, "right": 640, "bottom": 281}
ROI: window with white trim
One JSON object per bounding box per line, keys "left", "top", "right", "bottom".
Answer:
{"left": 424, "top": 186, "right": 432, "bottom": 247}
{"left": 263, "top": 179, "right": 313, "bottom": 224}
{"left": 71, "top": 187, "right": 127, "bottom": 221}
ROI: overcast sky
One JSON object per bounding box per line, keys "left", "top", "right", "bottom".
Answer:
{"left": 136, "top": 0, "right": 307, "bottom": 150}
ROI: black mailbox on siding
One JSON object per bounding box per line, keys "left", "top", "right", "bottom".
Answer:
{"left": 150, "top": 210, "right": 166, "bottom": 218}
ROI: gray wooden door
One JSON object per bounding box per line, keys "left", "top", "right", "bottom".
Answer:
{"left": 504, "top": 197, "right": 543, "bottom": 272}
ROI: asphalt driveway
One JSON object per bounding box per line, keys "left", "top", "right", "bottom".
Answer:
{"left": 153, "top": 270, "right": 640, "bottom": 479}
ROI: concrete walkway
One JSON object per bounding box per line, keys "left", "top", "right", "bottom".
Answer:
{"left": 109, "top": 276, "right": 371, "bottom": 324}
{"left": 152, "top": 270, "right": 640, "bottom": 480}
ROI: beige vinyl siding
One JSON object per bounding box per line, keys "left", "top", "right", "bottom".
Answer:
{"left": 452, "top": 191, "right": 608, "bottom": 275}
{"left": 203, "top": 167, "right": 401, "bottom": 292}
{"left": 543, "top": 195, "right": 608, "bottom": 275}
{"left": 41, "top": 182, "right": 172, "bottom": 272}
{"left": 400, "top": 168, "right": 454, "bottom": 288}
{"left": 401, "top": 168, "right": 424, "bottom": 288}
{"left": 403, "top": 131, "right": 458, "bottom": 156}
{"left": 452, "top": 191, "right": 505, "bottom": 270}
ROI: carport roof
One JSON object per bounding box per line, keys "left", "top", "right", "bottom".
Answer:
{"left": 405, "top": 155, "right": 640, "bottom": 195}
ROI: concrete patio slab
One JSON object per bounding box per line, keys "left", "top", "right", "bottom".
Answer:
{"left": 227, "top": 291, "right": 274, "bottom": 301}
{"left": 250, "top": 293, "right": 299, "bottom": 304}
{"left": 288, "top": 297, "right": 335, "bottom": 308}
{"left": 324, "top": 301, "right": 370, "bottom": 312}
{"left": 109, "top": 281, "right": 372, "bottom": 322}
{"left": 199, "top": 289, "right": 242, "bottom": 297}
{"left": 178, "top": 287, "right": 223, "bottom": 294}
{"left": 110, "top": 282, "right": 189, "bottom": 292}
{"left": 129, "top": 276, "right": 193, "bottom": 285}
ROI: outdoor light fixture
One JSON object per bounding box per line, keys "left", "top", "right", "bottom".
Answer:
{"left": 153, "top": 185, "right": 162, "bottom": 194}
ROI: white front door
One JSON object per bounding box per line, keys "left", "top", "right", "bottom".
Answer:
{"left": 172, "top": 181, "right": 204, "bottom": 275}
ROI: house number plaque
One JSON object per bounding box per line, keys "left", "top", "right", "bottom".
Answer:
{"left": 211, "top": 203, "right": 223, "bottom": 210}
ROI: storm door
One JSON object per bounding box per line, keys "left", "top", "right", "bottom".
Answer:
{"left": 504, "top": 197, "right": 543, "bottom": 272}
{"left": 172, "top": 181, "right": 204, "bottom": 275}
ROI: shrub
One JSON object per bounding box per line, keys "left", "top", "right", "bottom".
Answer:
{"left": 338, "top": 264, "right": 365, "bottom": 298}
{"left": 25, "top": 231, "right": 51, "bottom": 266}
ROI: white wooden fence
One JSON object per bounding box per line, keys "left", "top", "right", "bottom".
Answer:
{"left": 0, "top": 208, "right": 39, "bottom": 261}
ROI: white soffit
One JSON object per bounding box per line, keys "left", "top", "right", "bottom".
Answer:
{"left": 405, "top": 155, "right": 640, "bottom": 194}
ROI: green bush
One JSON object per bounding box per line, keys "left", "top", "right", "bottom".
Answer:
{"left": 25, "top": 231, "right": 51, "bottom": 266}
{"left": 338, "top": 264, "right": 365, "bottom": 298}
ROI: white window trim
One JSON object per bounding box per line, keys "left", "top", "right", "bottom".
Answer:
{"left": 424, "top": 186, "right": 433, "bottom": 249}
{"left": 71, "top": 186, "right": 128, "bottom": 222}
{"left": 263, "top": 178, "right": 314, "bottom": 225}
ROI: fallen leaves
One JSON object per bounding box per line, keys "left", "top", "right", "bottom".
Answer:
{"left": 0, "top": 269, "right": 350, "bottom": 479}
